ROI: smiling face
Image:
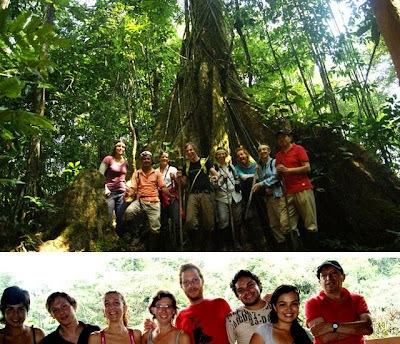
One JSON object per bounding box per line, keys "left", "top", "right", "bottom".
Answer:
{"left": 236, "top": 149, "right": 249, "bottom": 166}
{"left": 215, "top": 151, "right": 227, "bottom": 165}
{"left": 141, "top": 154, "right": 153, "bottom": 168}
{"left": 103, "top": 292, "right": 127, "bottom": 323}
{"left": 235, "top": 276, "right": 262, "bottom": 308}
{"left": 184, "top": 145, "right": 198, "bottom": 161}
{"left": 258, "top": 146, "right": 271, "bottom": 160}
{"left": 159, "top": 153, "right": 169, "bottom": 167}
{"left": 50, "top": 296, "right": 77, "bottom": 327}
{"left": 113, "top": 142, "right": 126, "bottom": 157}
{"left": 181, "top": 268, "right": 204, "bottom": 304}
{"left": 4, "top": 303, "right": 27, "bottom": 328}
{"left": 152, "top": 297, "right": 176, "bottom": 325}
{"left": 276, "top": 134, "right": 292, "bottom": 150}
{"left": 319, "top": 266, "right": 345, "bottom": 295}
{"left": 273, "top": 291, "right": 299, "bottom": 325}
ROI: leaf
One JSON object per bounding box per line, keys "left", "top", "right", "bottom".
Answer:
{"left": 9, "top": 12, "right": 31, "bottom": 34}
{"left": 0, "top": 77, "right": 25, "bottom": 99}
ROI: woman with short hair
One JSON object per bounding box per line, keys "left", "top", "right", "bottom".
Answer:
{"left": 141, "top": 290, "right": 190, "bottom": 344}
{"left": 0, "top": 286, "right": 45, "bottom": 344}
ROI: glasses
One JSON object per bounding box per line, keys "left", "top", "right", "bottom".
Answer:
{"left": 182, "top": 278, "right": 201, "bottom": 287}
{"left": 320, "top": 271, "right": 340, "bottom": 280}
{"left": 155, "top": 305, "right": 173, "bottom": 310}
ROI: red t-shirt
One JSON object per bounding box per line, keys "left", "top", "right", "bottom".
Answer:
{"left": 275, "top": 143, "right": 313, "bottom": 194}
{"left": 102, "top": 156, "right": 128, "bottom": 192}
{"left": 175, "top": 298, "right": 231, "bottom": 344}
{"left": 305, "top": 288, "right": 370, "bottom": 344}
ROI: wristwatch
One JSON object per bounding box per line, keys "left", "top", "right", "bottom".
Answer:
{"left": 332, "top": 323, "right": 339, "bottom": 333}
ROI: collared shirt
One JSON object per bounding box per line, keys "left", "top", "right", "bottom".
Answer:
{"left": 258, "top": 158, "right": 282, "bottom": 198}
{"left": 275, "top": 143, "right": 313, "bottom": 194}
{"left": 305, "top": 288, "right": 370, "bottom": 344}
{"left": 131, "top": 168, "right": 165, "bottom": 202}
{"left": 214, "top": 163, "right": 242, "bottom": 204}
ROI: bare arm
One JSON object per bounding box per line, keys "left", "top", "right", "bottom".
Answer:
{"left": 276, "top": 161, "right": 311, "bottom": 175}
{"left": 249, "top": 333, "right": 265, "bottom": 344}
{"left": 178, "top": 331, "right": 191, "bottom": 344}
{"left": 209, "top": 167, "right": 219, "bottom": 182}
{"left": 309, "top": 314, "right": 372, "bottom": 344}
{"left": 35, "top": 328, "right": 46, "bottom": 343}
{"left": 134, "top": 329, "right": 142, "bottom": 344}
{"left": 88, "top": 332, "right": 101, "bottom": 344}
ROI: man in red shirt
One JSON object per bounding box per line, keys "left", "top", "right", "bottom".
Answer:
{"left": 305, "top": 260, "right": 373, "bottom": 344}
{"left": 275, "top": 129, "right": 318, "bottom": 248}
{"left": 175, "top": 263, "right": 231, "bottom": 344}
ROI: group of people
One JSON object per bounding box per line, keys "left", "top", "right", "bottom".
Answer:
{"left": 99, "top": 129, "right": 318, "bottom": 251}
{"left": 0, "top": 260, "right": 373, "bottom": 344}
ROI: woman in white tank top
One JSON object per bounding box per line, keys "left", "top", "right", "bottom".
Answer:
{"left": 141, "top": 291, "right": 190, "bottom": 344}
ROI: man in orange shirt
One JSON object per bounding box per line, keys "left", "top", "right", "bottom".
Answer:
{"left": 125, "top": 151, "right": 171, "bottom": 250}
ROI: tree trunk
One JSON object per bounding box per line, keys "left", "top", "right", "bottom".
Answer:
{"left": 371, "top": 0, "right": 400, "bottom": 84}
{"left": 148, "top": 0, "right": 400, "bottom": 250}
{"left": 14, "top": 3, "right": 55, "bottom": 223}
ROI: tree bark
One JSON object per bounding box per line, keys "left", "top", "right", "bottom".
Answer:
{"left": 371, "top": 0, "right": 400, "bottom": 84}
{"left": 14, "top": 3, "right": 55, "bottom": 222}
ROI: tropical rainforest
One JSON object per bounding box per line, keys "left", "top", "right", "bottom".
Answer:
{"left": 1, "top": 0, "right": 400, "bottom": 251}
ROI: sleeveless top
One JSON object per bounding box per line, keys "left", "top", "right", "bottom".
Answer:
{"left": 2, "top": 325, "right": 36, "bottom": 344}
{"left": 100, "top": 328, "right": 136, "bottom": 344}
{"left": 147, "top": 329, "right": 182, "bottom": 344}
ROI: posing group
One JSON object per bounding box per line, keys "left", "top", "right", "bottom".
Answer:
{"left": 0, "top": 260, "right": 373, "bottom": 344}
{"left": 99, "top": 130, "right": 318, "bottom": 251}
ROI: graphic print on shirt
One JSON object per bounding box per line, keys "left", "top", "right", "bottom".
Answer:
{"left": 227, "top": 307, "right": 271, "bottom": 330}
{"left": 189, "top": 317, "right": 213, "bottom": 344}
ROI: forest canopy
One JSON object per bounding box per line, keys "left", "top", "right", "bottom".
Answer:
{"left": 0, "top": 254, "right": 399, "bottom": 339}
{"left": 0, "top": 0, "right": 399, "bottom": 245}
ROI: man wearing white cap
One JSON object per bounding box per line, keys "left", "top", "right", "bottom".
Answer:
{"left": 124, "top": 151, "right": 171, "bottom": 249}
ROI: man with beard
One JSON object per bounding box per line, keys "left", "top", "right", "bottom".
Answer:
{"left": 175, "top": 263, "right": 231, "bottom": 344}
{"left": 226, "top": 270, "right": 272, "bottom": 344}
{"left": 305, "top": 260, "right": 373, "bottom": 344}
{"left": 41, "top": 292, "right": 100, "bottom": 344}
{"left": 177, "top": 143, "right": 219, "bottom": 250}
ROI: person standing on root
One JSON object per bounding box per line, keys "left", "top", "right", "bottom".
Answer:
{"left": 155, "top": 151, "right": 180, "bottom": 249}
{"left": 275, "top": 130, "right": 318, "bottom": 250}
{"left": 213, "top": 147, "right": 242, "bottom": 250}
{"left": 99, "top": 140, "right": 129, "bottom": 238}
{"left": 252, "top": 144, "right": 286, "bottom": 251}
{"left": 234, "top": 146, "right": 268, "bottom": 250}
{"left": 124, "top": 151, "right": 171, "bottom": 251}
{"left": 176, "top": 143, "right": 218, "bottom": 251}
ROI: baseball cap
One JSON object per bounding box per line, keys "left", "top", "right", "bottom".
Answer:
{"left": 275, "top": 129, "right": 292, "bottom": 138}
{"left": 316, "top": 260, "right": 344, "bottom": 278}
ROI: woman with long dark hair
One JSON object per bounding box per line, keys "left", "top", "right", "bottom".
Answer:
{"left": 99, "top": 140, "right": 129, "bottom": 236}
{"left": 88, "top": 291, "right": 141, "bottom": 344}
{"left": 0, "top": 286, "right": 45, "bottom": 344}
{"left": 250, "top": 285, "right": 313, "bottom": 344}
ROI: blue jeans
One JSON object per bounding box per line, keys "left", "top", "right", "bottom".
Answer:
{"left": 107, "top": 192, "right": 128, "bottom": 234}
